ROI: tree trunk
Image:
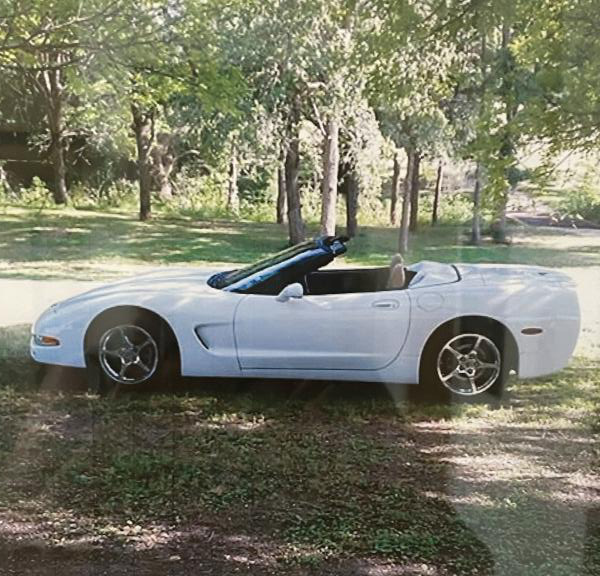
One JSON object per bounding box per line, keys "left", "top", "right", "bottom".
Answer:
{"left": 390, "top": 152, "right": 401, "bottom": 225}
{"left": 285, "top": 134, "right": 304, "bottom": 245}
{"left": 151, "top": 133, "right": 174, "bottom": 201}
{"left": 495, "top": 20, "right": 516, "bottom": 245}
{"left": 45, "top": 67, "right": 68, "bottom": 204}
{"left": 276, "top": 147, "right": 286, "bottom": 224}
{"left": 432, "top": 160, "right": 443, "bottom": 226}
{"left": 399, "top": 150, "right": 414, "bottom": 254}
{"left": 492, "top": 192, "right": 510, "bottom": 244}
{"left": 346, "top": 170, "right": 359, "bottom": 238}
{"left": 471, "top": 163, "right": 482, "bottom": 245}
{"left": 409, "top": 152, "right": 421, "bottom": 232}
{"left": 319, "top": 117, "right": 340, "bottom": 236}
{"left": 227, "top": 139, "right": 239, "bottom": 214}
{"left": 131, "top": 103, "right": 154, "bottom": 221}
{"left": 50, "top": 130, "right": 68, "bottom": 204}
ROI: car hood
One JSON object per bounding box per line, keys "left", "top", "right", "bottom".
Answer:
{"left": 54, "top": 266, "right": 225, "bottom": 309}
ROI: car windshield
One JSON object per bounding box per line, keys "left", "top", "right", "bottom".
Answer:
{"left": 208, "top": 240, "right": 318, "bottom": 289}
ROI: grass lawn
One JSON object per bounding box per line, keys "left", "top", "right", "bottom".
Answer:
{"left": 0, "top": 205, "right": 599, "bottom": 575}
{"left": 2, "top": 204, "right": 600, "bottom": 280}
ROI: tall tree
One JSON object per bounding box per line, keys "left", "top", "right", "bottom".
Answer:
{"left": 436, "top": 1, "right": 541, "bottom": 242}
{"left": 114, "top": 0, "right": 243, "bottom": 220}
{"left": 390, "top": 151, "right": 401, "bottom": 225}
{"left": 431, "top": 160, "right": 443, "bottom": 225}
{"left": 471, "top": 163, "right": 483, "bottom": 244}
{"left": 130, "top": 99, "right": 154, "bottom": 220}
{"left": 320, "top": 117, "right": 340, "bottom": 236}
{"left": 366, "top": 1, "right": 455, "bottom": 250}
{"left": 227, "top": 136, "right": 240, "bottom": 213}
{"left": 408, "top": 150, "right": 421, "bottom": 232}
{"left": 276, "top": 147, "right": 287, "bottom": 224}
{"left": 345, "top": 170, "right": 359, "bottom": 238}
{"left": 284, "top": 100, "right": 304, "bottom": 244}
{"left": 399, "top": 151, "right": 414, "bottom": 254}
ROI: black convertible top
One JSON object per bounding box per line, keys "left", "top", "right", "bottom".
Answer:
{"left": 208, "top": 235, "right": 349, "bottom": 294}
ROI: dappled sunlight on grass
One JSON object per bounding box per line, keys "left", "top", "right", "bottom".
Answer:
{"left": 2, "top": 206, "right": 600, "bottom": 280}
{"left": 0, "top": 346, "right": 598, "bottom": 574}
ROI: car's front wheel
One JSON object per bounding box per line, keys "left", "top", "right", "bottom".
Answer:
{"left": 85, "top": 311, "right": 179, "bottom": 394}
{"left": 419, "top": 323, "right": 510, "bottom": 403}
{"left": 98, "top": 324, "right": 159, "bottom": 386}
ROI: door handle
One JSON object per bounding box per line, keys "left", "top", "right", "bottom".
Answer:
{"left": 372, "top": 300, "right": 399, "bottom": 309}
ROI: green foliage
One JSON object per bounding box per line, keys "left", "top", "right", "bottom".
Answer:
{"left": 16, "top": 178, "right": 54, "bottom": 209}
{"left": 0, "top": 175, "right": 53, "bottom": 209}
{"left": 156, "top": 170, "right": 231, "bottom": 220}
{"left": 69, "top": 180, "right": 139, "bottom": 211}
{"left": 421, "top": 190, "right": 480, "bottom": 225}
{"left": 2, "top": 0, "right": 600, "bottom": 236}
{"left": 557, "top": 182, "right": 600, "bottom": 224}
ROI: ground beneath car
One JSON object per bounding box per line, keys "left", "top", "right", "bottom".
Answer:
{"left": 0, "top": 366, "right": 598, "bottom": 576}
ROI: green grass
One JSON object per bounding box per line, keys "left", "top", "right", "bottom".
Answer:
{"left": 0, "top": 322, "right": 599, "bottom": 574}
{"left": 1, "top": 204, "right": 600, "bottom": 280}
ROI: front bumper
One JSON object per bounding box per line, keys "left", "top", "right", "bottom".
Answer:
{"left": 30, "top": 306, "right": 86, "bottom": 368}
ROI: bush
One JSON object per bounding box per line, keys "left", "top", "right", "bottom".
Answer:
{"left": 419, "top": 189, "right": 477, "bottom": 225}
{"left": 18, "top": 177, "right": 54, "bottom": 209}
{"left": 160, "top": 170, "right": 232, "bottom": 220}
{"left": 68, "top": 179, "right": 138, "bottom": 211}
{"left": 557, "top": 185, "right": 600, "bottom": 224}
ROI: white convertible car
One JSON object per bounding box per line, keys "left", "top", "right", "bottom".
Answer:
{"left": 31, "top": 235, "right": 580, "bottom": 399}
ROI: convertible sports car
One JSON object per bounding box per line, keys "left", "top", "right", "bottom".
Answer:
{"left": 31, "top": 235, "right": 580, "bottom": 399}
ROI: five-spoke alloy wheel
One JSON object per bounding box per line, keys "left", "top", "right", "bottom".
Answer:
{"left": 419, "top": 321, "right": 510, "bottom": 402}
{"left": 99, "top": 325, "right": 159, "bottom": 385}
{"left": 436, "top": 333, "right": 501, "bottom": 396}
{"left": 85, "top": 310, "right": 180, "bottom": 394}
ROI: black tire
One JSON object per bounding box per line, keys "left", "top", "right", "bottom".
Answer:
{"left": 417, "top": 320, "right": 510, "bottom": 405}
{"left": 84, "top": 309, "right": 180, "bottom": 395}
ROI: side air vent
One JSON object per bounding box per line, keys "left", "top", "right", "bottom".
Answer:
{"left": 194, "top": 326, "right": 210, "bottom": 349}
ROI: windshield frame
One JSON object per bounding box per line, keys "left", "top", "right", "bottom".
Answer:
{"left": 208, "top": 236, "right": 347, "bottom": 293}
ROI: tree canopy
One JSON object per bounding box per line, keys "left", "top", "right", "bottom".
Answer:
{"left": 1, "top": 0, "right": 598, "bottom": 247}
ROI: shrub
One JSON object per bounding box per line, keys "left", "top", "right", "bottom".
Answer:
{"left": 419, "top": 189, "right": 478, "bottom": 225}
{"left": 69, "top": 179, "right": 138, "bottom": 211}
{"left": 160, "top": 170, "right": 232, "bottom": 220}
{"left": 557, "top": 185, "right": 600, "bottom": 224}
{"left": 18, "top": 177, "right": 54, "bottom": 209}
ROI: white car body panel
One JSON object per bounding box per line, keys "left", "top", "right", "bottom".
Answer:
{"left": 31, "top": 260, "right": 580, "bottom": 385}
{"left": 235, "top": 290, "right": 411, "bottom": 370}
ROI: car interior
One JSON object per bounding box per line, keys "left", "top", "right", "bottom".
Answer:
{"left": 241, "top": 253, "right": 416, "bottom": 296}
{"left": 304, "top": 265, "right": 416, "bottom": 295}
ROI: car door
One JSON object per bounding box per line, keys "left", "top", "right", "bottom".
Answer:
{"left": 234, "top": 290, "right": 411, "bottom": 371}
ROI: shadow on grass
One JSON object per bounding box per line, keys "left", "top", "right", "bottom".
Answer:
{"left": 2, "top": 323, "right": 599, "bottom": 574}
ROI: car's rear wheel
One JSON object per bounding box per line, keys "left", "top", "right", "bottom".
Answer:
{"left": 436, "top": 333, "right": 501, "bottom": 396}
{"left": 419, "top": 322, "right": 510, "bottom": 403}
{"left": 85, "top": 310, "right": 179, "bottom": 394}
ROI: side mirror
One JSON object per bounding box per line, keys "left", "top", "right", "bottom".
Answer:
{"left": 276, "top": 283, "right": 304, "bottom": 303}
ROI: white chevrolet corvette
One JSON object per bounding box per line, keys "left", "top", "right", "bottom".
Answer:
{"left": 31, "top": 235, "right": 580, "bottom": 399}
